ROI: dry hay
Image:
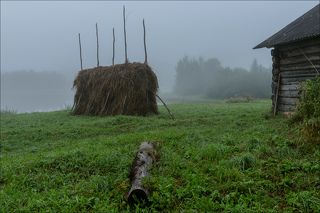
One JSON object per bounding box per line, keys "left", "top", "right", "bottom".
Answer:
{"left": 72, "top": 62, "right": 158, "bottom": 116}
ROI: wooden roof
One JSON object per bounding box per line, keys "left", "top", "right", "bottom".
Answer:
{"left": 254, "top": 4, "right": 320, "bottom": 49}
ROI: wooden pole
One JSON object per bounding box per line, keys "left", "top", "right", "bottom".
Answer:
{"left": 143, "top": 19, "right": 148, "bottom": 64}
{"left": 156, "top": 94, "right": 175, "bottom": 120}
{"left": 96, "top": 22, "right": 100, "bottom": 67}
{"left": 123, "top": 6, "right": 128, "bottom": 63}
{"left": 78, "top": 33, "right": 83, "bottom": 70}
{"left": 273, "top": 73, "right": 281, "bottom": 116}
{"left": 112, "top": 28, "right": 115, "bottom": 66}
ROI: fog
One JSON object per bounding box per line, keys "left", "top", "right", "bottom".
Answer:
{"left": 1, "top": 1, "right": 318, "bottom": 112}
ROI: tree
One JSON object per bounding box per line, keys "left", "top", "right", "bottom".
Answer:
{"left": 250, "top": 58, "right": 259, "bottom": 72}
{"left": 174, "top": 56, "right": 272, "bottom": 99}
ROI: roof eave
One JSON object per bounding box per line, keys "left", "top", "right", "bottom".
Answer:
{"left": 253, "top": 34, "right": 320, "bottom": 49}
{"left": 253, "top": 42, "right": 271, "bottom": 49}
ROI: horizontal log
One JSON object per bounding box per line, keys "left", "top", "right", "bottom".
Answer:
{"left": 283, "top": 51, "right": 320, "bottom": 60}
{"left": 280, "top": 60, "right": 320, "bottom": 68}
{"left": 279, "top": 69, "right": 319, "bottom": 76}
{"left": 280, "top": 73, "right": 317, "bottom": 78}
{"left": 279, "top": 89, "right": 299, "bottom": 94}
{"left": 279, "top": 88, "right": 299, "bottom": 92}
{"left": 280, "top": 61, "right": 320, "bottom": 69}
{"left": 278, "top": 97, "right": 299, "bottom": 105}
{"left": 281, "top": 77, "right": 316, "bottom": 84}
{"left": 280, "top": 84, "right": 300, "bottom": 91}
{"left": 280, "top": 64, "right": 320, "bottom": 71}
{"left": 280, "top": 56, "right": 320, "bottom": 66}
{"left": 281, "top": 81, "right": 301, "bottom": 85}
{"left": 282, "top": 46, "right": 320, "bottom": 58}
{"left": 279, "top": 90, "right": 300, "bottom": 98}
{"left": 278, "top": 38, "right": 320, "bottom": 52}
{"left": 278, "top": 104, "right": 297, "bottom": 112}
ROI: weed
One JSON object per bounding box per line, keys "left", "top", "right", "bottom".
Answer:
{"left": 292, "top": 77, "right": 320, "bottom": 143}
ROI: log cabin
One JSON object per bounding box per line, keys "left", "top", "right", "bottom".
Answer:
{"left": 254, "top": 4, "right": 320, "bottom": 115}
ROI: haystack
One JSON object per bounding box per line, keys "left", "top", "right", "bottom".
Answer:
{"left": 72, "top": 62, "right": 158, "bottom": 116}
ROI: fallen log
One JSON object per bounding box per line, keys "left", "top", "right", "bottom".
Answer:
{"left": 127, "top": 142, "right": 158, "bottom": 204}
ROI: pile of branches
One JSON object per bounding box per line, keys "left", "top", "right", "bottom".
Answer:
{"left": 72, "top": 62, "right": 158, "bottom": 116}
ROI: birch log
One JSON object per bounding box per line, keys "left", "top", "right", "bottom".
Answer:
{"left": 127, "top": 142, "right": 157, "bottom": 204}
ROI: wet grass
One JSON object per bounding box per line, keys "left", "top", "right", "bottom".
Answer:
{"left": 1, "top": 100, "right": 319, "bottom": 212}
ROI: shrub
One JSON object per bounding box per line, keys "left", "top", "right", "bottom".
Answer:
{"left": 294, "top": 76, "right": 320, "bottom": 143}
{"left": 225, "top": 96, "right": 254, "bottom": 103}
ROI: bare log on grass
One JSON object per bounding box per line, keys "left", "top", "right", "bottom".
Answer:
{"left": 127, "top": 142, "right": 158, "bottom": 204}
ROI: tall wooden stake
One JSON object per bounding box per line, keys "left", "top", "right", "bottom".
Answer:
{"left": 96, "top": 22, "right": 100, "bottom": 67}
{"left": 112, "top": 28, "right": 115, "bottom": 66}
{"left": 123, "top": 6, "right": 128, "bottom": 63}
{"left": 143, "top": 19, "right": 148, "bottom": 64}
{"left": 78, "top": 33, "right": 83, "bottom": 70}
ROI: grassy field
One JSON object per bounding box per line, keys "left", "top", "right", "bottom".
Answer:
{"left": 1, "top": 100, "right": 319, "bottom": 212}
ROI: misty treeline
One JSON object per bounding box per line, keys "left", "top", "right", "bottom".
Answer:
{"left": 174, "top": 57, "right": 272, "bottom": 99}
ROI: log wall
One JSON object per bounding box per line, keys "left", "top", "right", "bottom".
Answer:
{"left": 271, "top": 37, "right": 320, "bottom": 114}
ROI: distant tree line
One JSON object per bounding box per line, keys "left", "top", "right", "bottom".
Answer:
{"left": 174, "top": 57, "right": 272, "bottom": 98}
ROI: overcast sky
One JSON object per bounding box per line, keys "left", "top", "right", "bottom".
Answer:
{"left": 1, "top": 1, "right": 318, "bottom": 91}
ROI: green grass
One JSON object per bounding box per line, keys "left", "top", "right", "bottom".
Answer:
{"left": 1, "top": 100, "right": 319, "bottom": 212}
